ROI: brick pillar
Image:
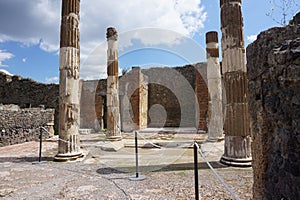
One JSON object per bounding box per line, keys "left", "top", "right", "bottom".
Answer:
{"left": 195, "top": 66, "right": 208, "bottom": 131}
{"left": 206, "top": 31, "right": 224, "bottom": 141}
{"left": 119, "top": 67, "right": 148, "bottom": 132}
{"left": 131, "top": 67, "right": 148, "bottom": 130}
{"left": 106, "top": 27, "right": 122, "bottom": 140}
{"left": 220, "top": 0, "right": 251, "bottom": 166}
{"left": 55, "top": 0, "right": 82, "bottom": 161}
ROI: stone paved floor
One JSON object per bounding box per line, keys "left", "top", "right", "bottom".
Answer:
{"left": 0, "top": 132, "right": 253, "bottom": 199}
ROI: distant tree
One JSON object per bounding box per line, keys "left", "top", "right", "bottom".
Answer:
{"left": 267, "top": 0, "right": 300, "bottom": 25}
{"left": 121, "top": 67, "right": 129, "bottom": 75}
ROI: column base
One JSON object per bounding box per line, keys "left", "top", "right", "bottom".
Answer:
{"left": 54, "top": 151, "right": 83, "bottom": 162}
{"left": 220, "top": 155, "right": 252, "bottom": 167}
{"left": 220, "top": 135, "right": 252, "bottom": 167}
{"left": 106, "top": 135, "right": 122, "bottom": 141}
{"left": 207, "top": 135, "right": 224, "bottom": 142}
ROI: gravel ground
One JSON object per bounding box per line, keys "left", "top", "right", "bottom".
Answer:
{"left": 0, "top": 135, "right": 253, "bottom": 200}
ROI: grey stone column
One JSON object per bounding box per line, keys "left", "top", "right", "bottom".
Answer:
{"left": 106, "top": 27, "right": 122, "bottom": 140}
{"left": 55, "top": 0, "right": 82, "bottom": 161}
{"left": 206, "top": 31, "right": 224, "bottom": 141}
{"left": 219, "top": 0, "right": 251, "bottom": 166}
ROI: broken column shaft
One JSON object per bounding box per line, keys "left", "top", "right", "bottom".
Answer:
{"left": 55, "top": 0, "right": 82, "bottom": 161}
{"left": 106, "top": 27, "right": 122, "bottom": 140}
{"left": 206, "top": 31, "right": 224, "bottom": 141}
{"left": 220, "top": 0, "right": 251, "bottom": 166}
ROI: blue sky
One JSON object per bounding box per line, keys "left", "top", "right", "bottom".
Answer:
{"left": 0, "top": 0, "right": 299, "bottom": 83}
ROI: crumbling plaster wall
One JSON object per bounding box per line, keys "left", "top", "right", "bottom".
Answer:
{"left": 247, "top": 13, "right": 300, "bottom": 199}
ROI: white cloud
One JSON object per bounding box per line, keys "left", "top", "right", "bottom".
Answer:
{"left": 0, "top": 50, "right": 14, "bottom": 67}
{"left": 247, "top": 35, "right": 257, "bottom": 43}
{"left": 45, "top": 76, "right": 59, "bottom": 84}
{"left": 22, "top": 58, "right": 27, "bottom": 63}
{"left": 0, "top": 0, "right": 207, "bottom": 80}
{"left": 0, "top": 0, "right": 61, "bottom": 52}
{"left": 0, "top": 69, "right": 13, "bottom": 76}
{"left": 79, "top": 0, "right": 206, "bottom": 80}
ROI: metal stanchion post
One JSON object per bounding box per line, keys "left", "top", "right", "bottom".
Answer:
{"left": 32, "top": 127, "right": 47, "bottom": 164}
{"left": 135, "top": 130, "right": 139, "bottom": 178}
{"left": 194, "top": 142, "right": 199, "bottom": 200}
{"left": 39, "top": 127, "right": 43, "bottom": 162}
{"left": 129, "top": 131, "right": 146, "bottom": 181}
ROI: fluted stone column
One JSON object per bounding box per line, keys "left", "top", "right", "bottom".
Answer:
{"left": 106, "top": 27, "right": 122, "bottom": 140}
{"left": 220, "top": 0, "right": 251, "bottom": 166}
{"left": 55, "top": 0, "right": 82, "bottom": 161}
{"left": 206, "top": 31, "right": 224, "bottom": 141}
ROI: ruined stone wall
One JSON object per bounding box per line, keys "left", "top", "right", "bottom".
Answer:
{"left": 82, "top": 64, "right": 208, "bottom": 130}
{"left": 0, "top": 63, "right": 208, "bottom": 134}
{"left": 0, "top": 104, "right": 55, "bottom": 147}
{"left": 95, "top": 79, "right": 107, "bottom": 130}
{"left": 143, "top": 64, "right": 208, "bottom": 129}
{"left": 247, "top": 13, "right": 300, "bottom": 199}
{"left": 0, "top": 72, "right": 59, "bottom": 131}
{"left": 80, "top": 80, "right": 100, "bottom": 131}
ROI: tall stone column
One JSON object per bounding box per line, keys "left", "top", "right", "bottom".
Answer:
{"left": 55, "top": 0, "right": 82, "bottom": 161}
{"left": 219, "top": 0, "right": 251, "bottom": 166}
{"left": 106, "top": 27, "right": 122, "bottom": 140}
{"left": 206, "top": 31, "right": 224, "bottom": 141}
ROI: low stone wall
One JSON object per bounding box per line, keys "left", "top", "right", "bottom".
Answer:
{"left": 0, "top": 72, "right": 59, "bottom": 131}
{"left": 247, "top": 13, "right": 300, "bottom": 199}
{"left": 0, "top": 104, "right": 55, "bottom": 147}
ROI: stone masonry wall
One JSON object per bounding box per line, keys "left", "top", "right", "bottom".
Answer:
{"left": 247, "top": 13, "right": 300, "bottom": 199}
{"left": 0, "top": 72, "right": 59, "bottom": 131}
{"left": 0, "top": 104, "right": 55, "bottom": 147}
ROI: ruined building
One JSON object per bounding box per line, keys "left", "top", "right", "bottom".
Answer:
{"left": 81, "top": 63, "right": 208, "bottom": 132}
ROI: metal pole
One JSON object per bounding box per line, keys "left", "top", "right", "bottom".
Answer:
{"left": 135, "top": 130, "right": 139, "bottom": 177}
{"left": 194, "top": 142, "right": 199, "bottom": 200}
{"left": 129, "top": 131, "right": 146, "bottom": 181}
{"left": 39, "top": 127, "right": 43, "bottom": 162}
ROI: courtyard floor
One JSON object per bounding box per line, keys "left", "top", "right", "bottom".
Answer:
{"left": 0, "top": 130, "right": 253, "bottom": 199}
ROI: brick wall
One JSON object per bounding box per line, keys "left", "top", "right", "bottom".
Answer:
{"left": 195, "top": 63, "right": 208, "bottom": 131}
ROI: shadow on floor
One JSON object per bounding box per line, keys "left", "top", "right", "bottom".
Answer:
{"left": 0, "top": 156, "right": 54, "bottom": 163}
{"left": 96, "top": 161, "right": 228, "bottom": 175}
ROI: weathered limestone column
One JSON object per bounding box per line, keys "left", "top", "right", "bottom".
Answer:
{"left": 106, "top": 27, "right": 122, "bottom": 140}
{"left": 206, "top": 31, "right": 224, "bottom": 141}
{"left": 55, "top": 0, "right": 82, "bottom": 161}
{"left": 219, "top": 0, "right": 251, "bottom": 166}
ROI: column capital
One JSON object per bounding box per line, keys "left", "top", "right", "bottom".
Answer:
{"left": 106, "top": 27, "right": 118, "bottom": 41}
